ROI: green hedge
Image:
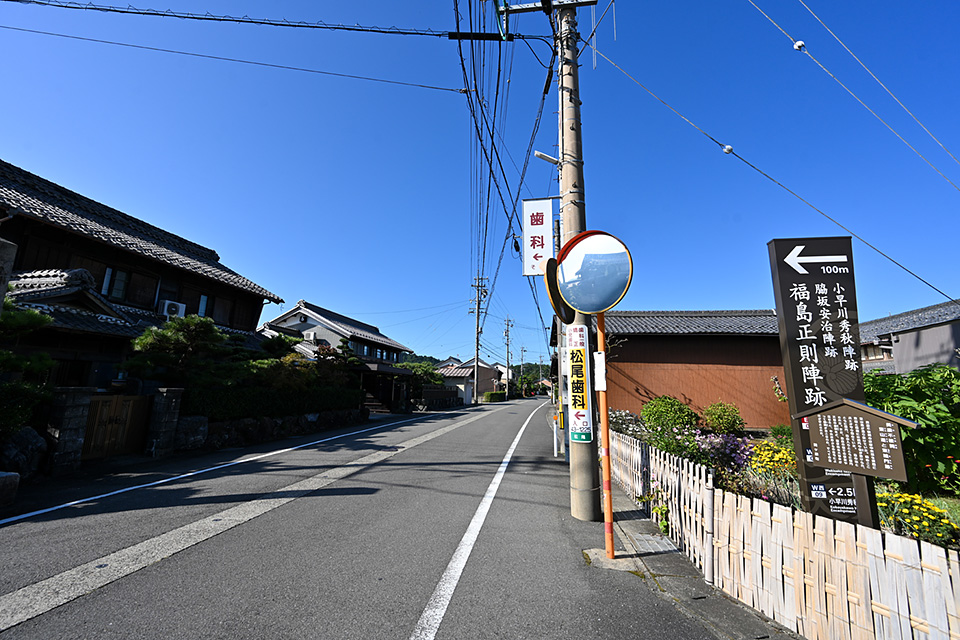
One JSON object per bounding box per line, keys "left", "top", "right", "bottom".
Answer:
{"left": 483, "top": 391, "right": 506, "bottom": 403}
{"left": 183, "top": 384, "right": 364, "bottom": 422}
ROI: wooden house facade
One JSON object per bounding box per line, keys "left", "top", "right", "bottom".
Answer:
{"left": 0, "top": 158, "right": 282, "bottom": 388}
{"left": 599, "top": 310, "right": 792, "bottom": 429}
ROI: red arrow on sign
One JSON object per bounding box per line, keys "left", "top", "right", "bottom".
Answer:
{"left": 532, "top": 253, "right": 543, "bottom": 261}
{"left": 575, "top": 411, "right": 585, "bottom": 420}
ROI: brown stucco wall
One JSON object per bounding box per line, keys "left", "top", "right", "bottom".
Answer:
{"left": 605, "top": 334, "right": 791, "bottom": 429}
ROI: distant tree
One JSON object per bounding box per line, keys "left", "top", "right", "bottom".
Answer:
{"left": 510, "top": 362, "right": 550, "bottom": 396}
{"left": 400, "top": 353, "right": 441, "bottom": 366}
{"left": 395, "top": 361, "right": 444, "bottom": 398}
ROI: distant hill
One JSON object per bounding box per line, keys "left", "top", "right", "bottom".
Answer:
{"left": 400, "top": 353, "right": 441, "bottom": 366}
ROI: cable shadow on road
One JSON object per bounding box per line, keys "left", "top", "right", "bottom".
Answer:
{"left": 0, "top": 406, "right": 564, "bottom": 528}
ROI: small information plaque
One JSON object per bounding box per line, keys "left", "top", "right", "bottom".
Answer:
{"left": 796, "top": 398, "right": 912, "bottom": 482}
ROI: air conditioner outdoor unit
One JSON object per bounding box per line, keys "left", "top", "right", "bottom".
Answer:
{"left": 160, "top": 300, "right": 186, "bottom": 317}
{"left": 303, "top": 331, "right": 319, "bottom": 342}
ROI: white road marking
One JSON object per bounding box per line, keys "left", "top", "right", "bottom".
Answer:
{"left": 0, "top": 406, "right": 509, "bottom": 632}
{"left": 409, "top": 401, "right": 547, "bottom": 640}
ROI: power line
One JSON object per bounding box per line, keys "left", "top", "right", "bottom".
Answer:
{"left": 3, "top": 0, "right": 450, "bottom": 37}
{"left": 342, "top": 300, "right": 470, "bottom": 315}
{"left": 744, "top": 0, "right": 960, "bottom": 195}
{"left": 794, "top": 0, "right": 960, "bottom": 171}
{"left": 0, "top": 24, "right": 464, "bottom": 93}
{"left": 582, "top": 37, "right": 960, "bottom": 311}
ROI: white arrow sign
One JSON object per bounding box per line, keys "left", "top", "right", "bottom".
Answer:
{"left": 784, "top": 245, "right": 849, "bottom": 275}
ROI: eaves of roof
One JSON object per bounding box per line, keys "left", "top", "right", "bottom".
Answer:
{"left": 14, "top": 301, "right": 148, "bottom": 338}
{"left": 859, "top": 301, "right": 960, "bottom": 342}
{"left": 600, "top": 310, "right": 779, "bottom": 336}
{"left": 269, "top": 300, "right": 412, "bottom": 353}
{"left": 0, "top": 159, "right": 282, "bottom": 304}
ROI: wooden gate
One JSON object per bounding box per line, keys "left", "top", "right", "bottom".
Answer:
{"left": 82, "top": 395, "right": 152, "bottom": 460}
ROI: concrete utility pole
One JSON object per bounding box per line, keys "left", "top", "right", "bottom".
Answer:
{"left": 497, "top": 0, "right": 599, "bottom": 521}
{"left": 504, "top": 317, "right": 513, "bottom": 397}
{"left": 471, "top": 277, "right": 488, "bottom": 404}
{"left": 558, "top": 6, "right": 601, "bottom": 522}
{"left": 519, "top": 346, "right": 526, "bottom": 394}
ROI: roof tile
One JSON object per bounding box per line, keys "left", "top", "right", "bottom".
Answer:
{"left": 601, "top": 310, "right": 779, "bottom": 336}
{"left": 0, "top": 159, "right": 282, "bottom": 303}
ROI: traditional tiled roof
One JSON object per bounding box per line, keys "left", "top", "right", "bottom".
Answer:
{"left": 0, "top": 159, "right": 282, "bottom": 303}
{"left": 291, "top": 300, "right": 411, "bottom": 353}
{"left": 600, "top": 310, "right": 779, "bottom": 336}
{"left": 859, "top": 301, "right": 960, "bottom": 342}
{"left": 436, "top": 365, "right": 475, "bottom": 379}
{"left": 8, "top": 268, "right": 261, "bottom": 342}
{"left": 13, "top": 300, "right": 150, "bottom": 338}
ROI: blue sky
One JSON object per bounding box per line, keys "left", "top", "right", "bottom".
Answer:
{"left": 2, "top": 1, "right": 958, "bottom": 365}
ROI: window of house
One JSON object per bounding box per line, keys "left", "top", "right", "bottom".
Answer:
{"left": 198, "top": 295, "right": 208, "bottom": 317}
{"left": 211, "top": 297, "right": 232, "bottom": 325}
{"left": 101, "top": 267, "right": 130, "bottom": 301}
{"left": 126, "top": 272, "right": 159, "bottom": 307}
{"left": 862, "top": 344, "right": 885, "bottom": 361}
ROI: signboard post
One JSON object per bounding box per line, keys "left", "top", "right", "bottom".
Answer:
{"left": 769, "top": 236, "right": 880, "bottom": 527}
{"left": 522, "top": 199, "right": 555, "bottom": 276}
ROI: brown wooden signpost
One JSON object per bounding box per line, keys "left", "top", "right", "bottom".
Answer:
{"left": 769, "top": 236, "right": 884, "bottom": 527}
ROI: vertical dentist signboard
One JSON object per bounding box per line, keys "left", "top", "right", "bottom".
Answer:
{"left": 522, "top": 199, "right": 554, "bottom": 276}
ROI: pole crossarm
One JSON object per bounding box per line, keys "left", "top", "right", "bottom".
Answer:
{"left": 497, "top": 0, "right": 598, "bottom": 15}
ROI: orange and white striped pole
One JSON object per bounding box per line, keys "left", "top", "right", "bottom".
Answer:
{"left": 597, "top": 312, "right": 615, "bottom": 559}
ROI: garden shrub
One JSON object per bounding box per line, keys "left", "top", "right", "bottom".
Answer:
{"left": 739, "top": 467, "right": 802, "bottom": 510}
{"left": 483, "top": 391, "right": 506, "bottom": 402}
{"left": 749, "top": 440, "right": 796, "bottom": 475}
{"left": 608, "top": 409, "right": 643, "bottom": 439}
{"left": 877, "top": 491, "right": 960, "bottom": 546}
{"left": 640, "top": 396, "right": 699, "bottom": 429}
{"left": 0, "top": 294, "right": 53, "bottom": 441}
{"left": 702, "top": 401, "right": 745, "bottom": 435}
{"left": 128, "top": 318, "right": 362, "bottom": 422}
{"left": 865, "top": 364, "right": 960, "bottom": 494}
{"left": 769, "top": 424, "right": 793, "bottom": 449}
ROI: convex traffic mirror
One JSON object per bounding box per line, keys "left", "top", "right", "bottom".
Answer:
{"left": 556, "top": 230, "right": 633, "bottom": 314}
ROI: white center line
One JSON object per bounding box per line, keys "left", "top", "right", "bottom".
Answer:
{"left": 409, "top": 401, "right": 547, "bottom": 640}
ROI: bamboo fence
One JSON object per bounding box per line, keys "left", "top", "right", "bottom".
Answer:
{"left": 609, "top": 432, "right": 960, "bottom": 640}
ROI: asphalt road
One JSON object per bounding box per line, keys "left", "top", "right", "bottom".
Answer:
{"left": 0, "top": 400, "right": 721, "bottom": 639}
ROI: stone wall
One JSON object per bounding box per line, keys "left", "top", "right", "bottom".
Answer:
{"left": 412, "top": 397, "right": 464, "bottom": 412}
{"left": 202, "top": 408, "right": 369, "bottom": 451}
{"left": 44, "top": 387, "right": 95, "bottom": 475}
